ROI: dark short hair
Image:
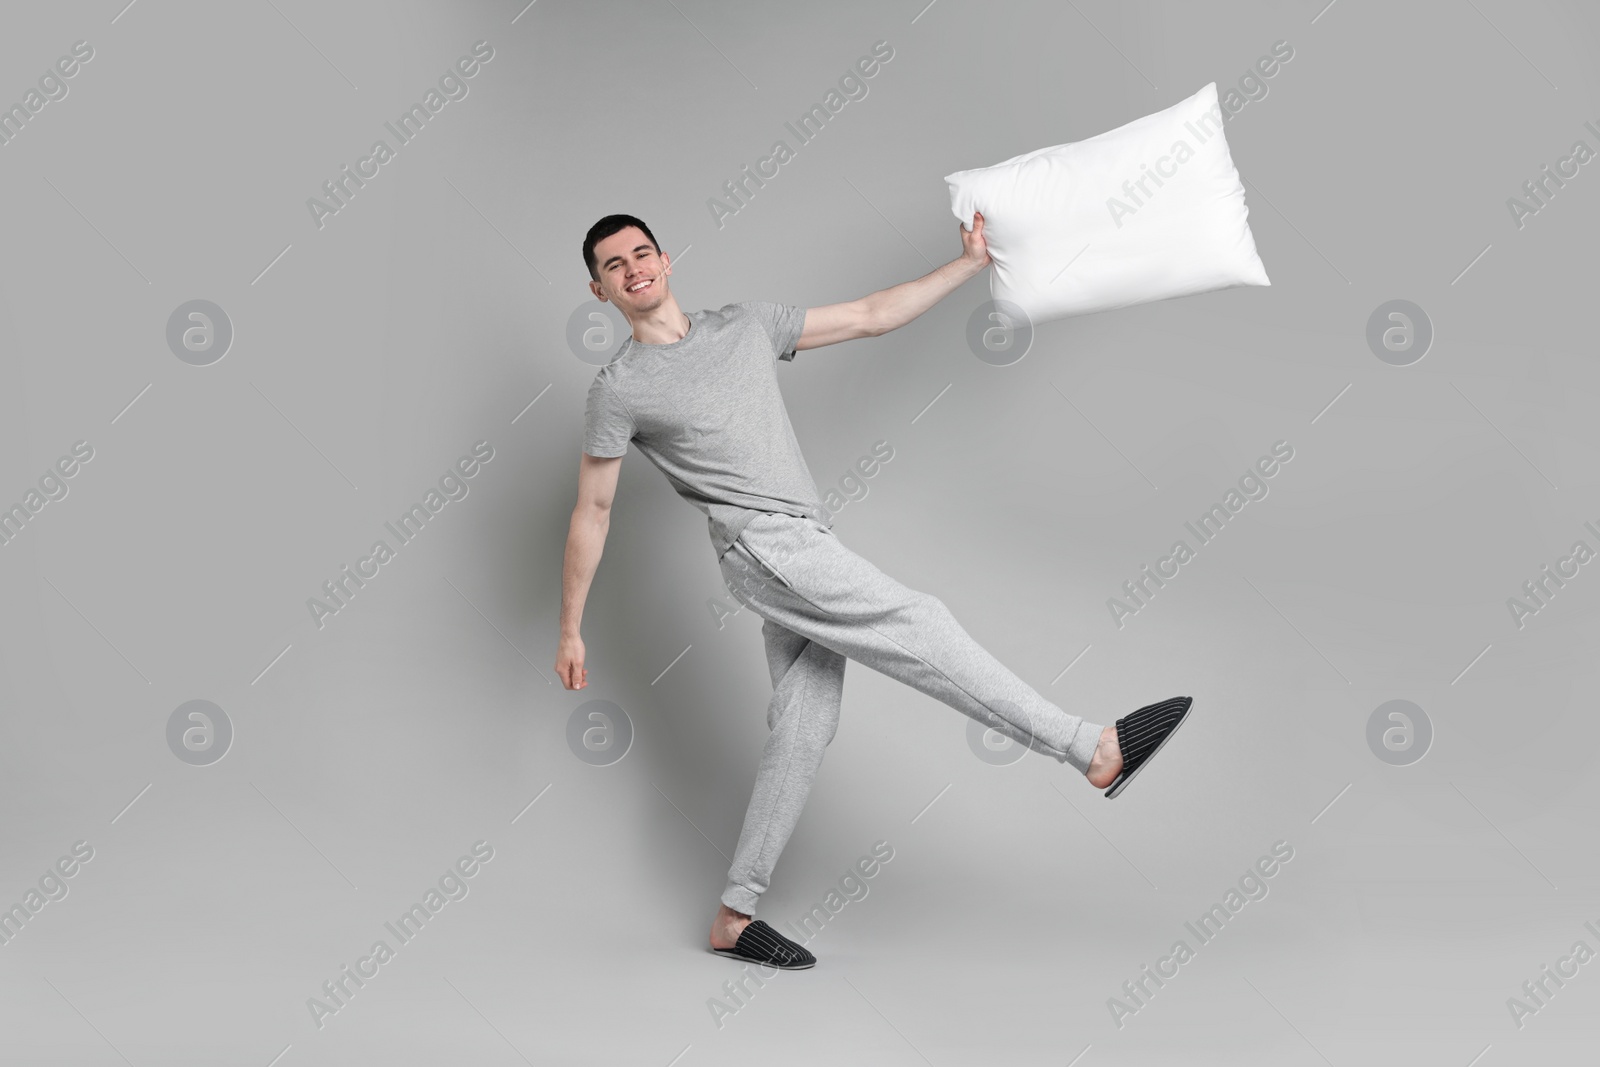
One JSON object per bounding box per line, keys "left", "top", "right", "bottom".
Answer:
{"left": 583, "top": 214, "right": 662, "bottom": 283}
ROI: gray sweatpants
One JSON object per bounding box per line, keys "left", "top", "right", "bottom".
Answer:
{"left": 716, "top": 510, "right": 1104, "bottom": 916}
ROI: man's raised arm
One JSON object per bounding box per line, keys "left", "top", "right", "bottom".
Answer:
{"left": 556, "top": 451, "right": 622, "bottom": 690}
{"left": 796, "top": 211, "right": 992, "bottom": 351}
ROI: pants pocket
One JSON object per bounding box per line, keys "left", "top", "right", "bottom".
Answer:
{"left": 740, "top": 539, "right": 796, "bottom": 590}
{"left": 721, "top": 545, "right": 789, "bottom": 606}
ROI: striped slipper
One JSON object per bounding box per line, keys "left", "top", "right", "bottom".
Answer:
{"left": 709, "top": 919, "right": 817, "bottom": 970}
{"left": 1104, "top": 696, "right": 1194, "bottom": 799}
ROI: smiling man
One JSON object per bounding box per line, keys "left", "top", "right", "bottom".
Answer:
{"left": 557, "top": 212, "right": 1194, "bottom": 971}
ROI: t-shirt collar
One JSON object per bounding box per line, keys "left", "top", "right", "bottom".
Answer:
{"left": 623, "top": 310, "right": 696, "bottom": 355}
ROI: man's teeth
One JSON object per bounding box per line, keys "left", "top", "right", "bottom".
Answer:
{"left": 629, "top": 280, "right": 652, "bottom": 292}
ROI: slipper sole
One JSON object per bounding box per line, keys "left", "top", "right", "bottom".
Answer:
{"left": 1105, "top": 696, "right": 1193, "bottom": 799}
{"left": 708, "top": 946, "right": 816, "bottom": 970}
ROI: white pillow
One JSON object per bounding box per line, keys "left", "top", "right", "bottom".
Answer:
{"left": 945, "top": 82, "right": 1269, "bottom": 325}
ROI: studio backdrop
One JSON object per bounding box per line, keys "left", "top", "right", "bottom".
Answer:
{"left": 2, "top": 1, "right": 1598, "bottom": 1064}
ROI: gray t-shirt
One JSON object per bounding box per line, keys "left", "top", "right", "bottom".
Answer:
{"left": 582, "top": 300, "right": 833, "bottom": 560}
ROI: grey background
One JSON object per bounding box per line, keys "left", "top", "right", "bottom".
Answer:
{"left": 2, "top": 0, "right": 1598, "bottom": 1064}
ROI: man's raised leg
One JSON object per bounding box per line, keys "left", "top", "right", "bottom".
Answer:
{"left": 724, "top": 514, "right": 1107, "bottom": 774}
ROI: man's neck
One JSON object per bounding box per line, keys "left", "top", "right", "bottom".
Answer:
{"left": 627, "top": 299, "right": 691, "bottom": 345}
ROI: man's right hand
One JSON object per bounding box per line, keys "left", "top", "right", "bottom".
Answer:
{"left": 556, "top": 633, "right": 587, "bottom": 690}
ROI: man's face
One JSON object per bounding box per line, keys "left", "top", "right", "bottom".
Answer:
{"left": 590, "top": 227, "right": 671, "bottom": 312}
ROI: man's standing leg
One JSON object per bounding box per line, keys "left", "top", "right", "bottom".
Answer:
{"left": 711, "top": 616, "right": 846, "bottom": 948}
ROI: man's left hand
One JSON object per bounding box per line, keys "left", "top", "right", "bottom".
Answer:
{"left": 960, "top": 211, "right": 991, "bottom": 269}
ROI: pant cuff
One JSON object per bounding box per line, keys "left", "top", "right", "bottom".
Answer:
{"left": 1063, "top": 719, "right": 1104, "bottom": 775}
{"left": 721, "top": 882, "right": 760, "bottom": 916}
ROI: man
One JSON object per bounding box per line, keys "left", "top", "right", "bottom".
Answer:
{"left": 557, "top": 212, "right": 1193, "bottom": 970}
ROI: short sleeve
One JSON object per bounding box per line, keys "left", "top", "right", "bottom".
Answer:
{"left": 583, "top": 374, "right": 635, "bottom": 458}
{"left": 739, "top": 301, "right": 808, "bottom": 362}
